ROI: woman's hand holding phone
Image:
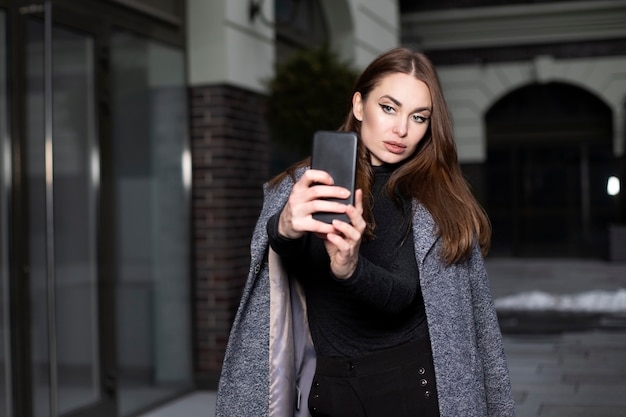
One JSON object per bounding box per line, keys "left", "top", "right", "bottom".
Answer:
{"left": 278, "top": 130, "right": 365, "bottom": 278}
{"left": 278, "top": 169, "right": 366, "bottom": 279}
{"left": 277, "top": 169, "right": 351, "bottom": 239}
{"left": 323, "top": 188, "right": 365, "bottom": 279}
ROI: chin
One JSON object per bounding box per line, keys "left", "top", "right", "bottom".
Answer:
{"left": 384, "top": 156, "right": 409, "bottom": 165}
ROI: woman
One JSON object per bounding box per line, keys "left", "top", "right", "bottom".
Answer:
{"left": 215, "top": 47, "right": 516, "bottom": 417}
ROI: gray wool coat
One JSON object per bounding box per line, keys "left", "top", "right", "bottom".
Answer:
{"left": 215, "top": 169, "right": 516, "bottom": 417}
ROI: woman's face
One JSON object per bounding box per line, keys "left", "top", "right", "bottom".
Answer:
{"left": 352, "top": 72, "right": 432, "bottom": 166}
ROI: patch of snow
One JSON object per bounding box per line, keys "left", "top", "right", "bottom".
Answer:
{"left": 494, "top": 289, "right": 626, "bottom": 313}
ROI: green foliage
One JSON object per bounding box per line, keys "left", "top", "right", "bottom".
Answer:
{"left": 266, "top": 46, "right": 359, "bottom": 157}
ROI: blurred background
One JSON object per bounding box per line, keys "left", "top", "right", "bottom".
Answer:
{"left": 0, "top": 0, "right": 624, "bottom": 416}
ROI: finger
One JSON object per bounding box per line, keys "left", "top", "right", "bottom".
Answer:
{"left": 307, "top": 185, "right": 352, "bottom": 202}
{"left": 331, "top": 218, "right": 362, "bottom": 243}
{"left": 296, "top": 169, "right": 335, "bottom": 188}
{"left": 341, "top": 190, "right": 366, "bottom": 233}
{"left": 281, "top": 197, "right": 338, "bottom": 238}
{"left": 325, "top": 231, "right": 347, "bottom": 250}
{"left": 289, "top": 210, "right": 337, "bottom": 234}
{"left": 285, "top": 186, "right": 348, "bottom": 218}
{"left": 344, "top": 207, "right": 366, "bottom": 234}
{"left": 308, "top": 199, "right": 350, "bottom": 217}
{"left": 354, "top": 189, "right": 363, "bottom": 212}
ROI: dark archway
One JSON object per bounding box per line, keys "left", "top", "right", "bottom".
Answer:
{"left": 485, "top": 82, "right": 616, "bottom": 258}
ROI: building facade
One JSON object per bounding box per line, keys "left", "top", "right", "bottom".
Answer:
{"left": 401, "top": 0, "right": 626, "bottom": 259}
{"left": 0, "top": 0, "right": 399, "bottom": 416}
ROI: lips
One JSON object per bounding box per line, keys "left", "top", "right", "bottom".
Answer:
{"left": 383, "top": 141, "right": 407, "bottom": 154}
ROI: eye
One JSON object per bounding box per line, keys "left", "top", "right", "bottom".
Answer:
{"left": 380, "top": 104, "right": 395, "bottom": 114}
{"left": 411, "top": 114, "right": 430, "bottom": 124}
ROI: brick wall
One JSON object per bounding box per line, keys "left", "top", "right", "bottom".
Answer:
{"left": 189, "top": 84, "right": 269, "bottom": 388}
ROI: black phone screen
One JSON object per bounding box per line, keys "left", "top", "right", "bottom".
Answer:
{"left": 310, "top": 130, "right": 358, "bottom": 224}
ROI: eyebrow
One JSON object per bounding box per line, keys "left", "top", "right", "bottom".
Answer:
{"left": 381, "top": 95, "right": 432, "bottom": 113}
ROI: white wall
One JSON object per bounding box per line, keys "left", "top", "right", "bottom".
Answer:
{"left": 187, "top": 0, "right": 400, "bottom": 93}
{"left": 437, "top": 55, "right": 626, "bottom": 163}
{"left": 337, "top": 0, "right": 399, "bottom": 68}
{"left": 186, "top": 0, "right": 275, "bottom": 92}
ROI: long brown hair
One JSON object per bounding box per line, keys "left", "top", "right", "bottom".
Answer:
{"left": 268, "top": 48, "right": 491, "bottom": 264}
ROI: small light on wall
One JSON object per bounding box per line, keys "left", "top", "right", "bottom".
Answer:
{"left": 182, "top": 148, "right": 192, "bottom": 192}
{"left": 607, "top": 176, "right": 620, "bottom": 196}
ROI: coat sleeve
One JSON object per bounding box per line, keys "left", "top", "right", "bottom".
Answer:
{"left": 215, "top": 180, "right": 292, "bottom": 417}
{"left": 216, "top": 172, "right": 309, "bottom": 417}
{"left": 467, "top": 244, "right": 517, "bottom": 416}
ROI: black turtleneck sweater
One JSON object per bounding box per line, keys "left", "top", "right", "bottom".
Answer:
{"left": 267, "top": 164, "right": 428, "bottom": 358}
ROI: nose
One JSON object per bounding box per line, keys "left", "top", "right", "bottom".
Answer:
{"left": 393, "top": 118, "right": 408, "bottom": 137}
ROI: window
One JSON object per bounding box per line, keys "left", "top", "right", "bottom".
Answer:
{"left": 110, "top": 29, "right": 192, "bottom": 416}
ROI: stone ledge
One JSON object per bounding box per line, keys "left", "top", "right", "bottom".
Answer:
{"left": 498, "top": 311, "right": 626, "bottom": 334}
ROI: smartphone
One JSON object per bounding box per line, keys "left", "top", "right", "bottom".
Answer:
{"left": 310, "top": 130, "right": 358, "bottom": 224}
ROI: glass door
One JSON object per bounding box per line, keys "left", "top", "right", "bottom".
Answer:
{"left": 110, "top": 29, "right": 192, "bottom": 416}
{"left": 24, "top": 4, "right": 115, "bottom": 417}
{"left": 0, "top": 9, "right": 12, "bottom": 417}
{"left": 7, "top": 0, "right": 190, "bottom": 415}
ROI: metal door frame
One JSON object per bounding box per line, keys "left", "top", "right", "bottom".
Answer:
{"left": 4, "top": 1, "right": 117, "bottom": 416}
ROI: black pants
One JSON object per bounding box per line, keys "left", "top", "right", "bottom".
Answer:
{"left": 308, "top": 338, "right": 440, "bottom": 417}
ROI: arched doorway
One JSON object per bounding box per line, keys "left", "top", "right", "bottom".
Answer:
{"left": 486, "top": 82, "right": 616, "bottom": 258}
